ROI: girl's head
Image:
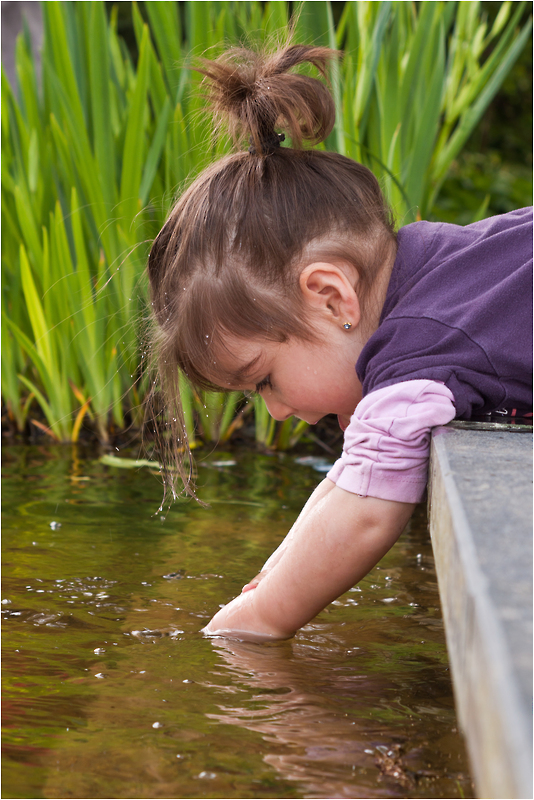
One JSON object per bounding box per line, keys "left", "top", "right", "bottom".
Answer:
{"left": 147, "top": 44, "right": 396, "bottom": 498}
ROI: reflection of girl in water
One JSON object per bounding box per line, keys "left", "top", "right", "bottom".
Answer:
{"left": 209, "top": 638, "right": 389, "bottom": 798}
{"left": 147, "top": 45, "right": 532, "bottom": 642}
{"left": 207, "top": 635, "right": 466, "bottom": 797}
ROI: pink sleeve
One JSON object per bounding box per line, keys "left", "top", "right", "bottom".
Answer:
{"left": 327, "top": 380, "right": 456, "bottom": 503}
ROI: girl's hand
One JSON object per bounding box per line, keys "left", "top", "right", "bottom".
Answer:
{"left": 241, "top": 561, "right": 279, "bottom": 592}
{"left": 241, "top": 573, "right": 264, "bottom": 592}
{"left": 203, "top": 583, "right": 294, "bottom": 642}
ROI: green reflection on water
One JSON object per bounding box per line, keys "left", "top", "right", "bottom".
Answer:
{"left": 2, "top": 444, "right": 472, "bottom": 799}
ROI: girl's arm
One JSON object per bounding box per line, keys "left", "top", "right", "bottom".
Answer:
{"left": 203, "top": 479, "right": 415, "bottom": 642}
{"left": 241, "top": 477, "right": 336, "bottom": 592}
{"left": 215, "top": 382, "right": 455, "bottom": 640}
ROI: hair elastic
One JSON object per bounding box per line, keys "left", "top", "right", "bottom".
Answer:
{"left": 343, "top": 322, "right": 352, "bottom": 330}
{"left": 248, "top": 132, "right": 285, "bottom": 155}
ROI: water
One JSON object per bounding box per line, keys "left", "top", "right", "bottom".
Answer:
{"left": 2, "top": 444, "right": 473, "bottom": 799}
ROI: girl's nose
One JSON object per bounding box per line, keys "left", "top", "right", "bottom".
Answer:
{"left": 263, "top": 395, "right": 294, "bottom": 422}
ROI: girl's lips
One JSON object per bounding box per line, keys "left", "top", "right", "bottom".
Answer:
{"left": 337, "top": 414, "right": 349, "bottom": 431}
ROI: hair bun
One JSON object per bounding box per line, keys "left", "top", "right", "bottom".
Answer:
{"left": 197, "top": 45, "right": 339, "bottom": 155}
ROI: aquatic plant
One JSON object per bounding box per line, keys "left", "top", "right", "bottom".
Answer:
{"left": 2, "top": 1, "right": 531, "bottom": 443}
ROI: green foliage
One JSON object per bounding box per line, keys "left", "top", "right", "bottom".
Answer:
{"left": 2, "top": 1, "right": 531, "bottom": 444}
{"left": 333, "top": 0, "right": 532, "bottom": 221}
{"left": 431, "top": 151, "right": 532, "bottom": 225}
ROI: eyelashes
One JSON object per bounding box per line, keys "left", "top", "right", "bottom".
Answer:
{"left": 255, "top": 376, "right": 272, "bottom": 393}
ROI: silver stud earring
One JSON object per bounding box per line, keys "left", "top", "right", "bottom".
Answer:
{"left": 343, "top": 322, "right": 352, "bottom": 330}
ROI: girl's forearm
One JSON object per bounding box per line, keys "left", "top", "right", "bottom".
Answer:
{"left": 242, "top": 478, "right": 336, "bottom": 591}
{"left": 204, "top": 487, "right": 415, "bottom": 641}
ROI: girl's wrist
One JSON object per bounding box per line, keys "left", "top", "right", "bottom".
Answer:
{"left": 204, "top": 587, "right": 296, "bottom": 641}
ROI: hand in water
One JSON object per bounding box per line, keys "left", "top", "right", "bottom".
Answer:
{"left": 202, "top": 585, "right": 293, "bottom": 642}
{"left": 241, "top": 571, "right": 267, "bottom": 593}
{"left": 203, "top": 481, "right": 416, "bottom": 643}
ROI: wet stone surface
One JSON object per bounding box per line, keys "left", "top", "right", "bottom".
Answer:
{"left": 2, "top": 444, "right": 473, "bottom": 799}
{"left": 437, "top": 428, "right": 533, "bottom": 705}
{"left": 429, "top": 427, "right": 533, "bottom": 799}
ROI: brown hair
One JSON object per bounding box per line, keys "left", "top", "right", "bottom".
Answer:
{"left": 147, "top": 44, "right": 396, "bottom": 502}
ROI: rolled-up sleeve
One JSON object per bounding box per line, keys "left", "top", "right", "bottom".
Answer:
{"left": 327, "top": 380, "right": 456, "bottom": 503}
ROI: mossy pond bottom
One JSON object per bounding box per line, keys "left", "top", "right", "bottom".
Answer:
{"left": 2, "top": 444, "right": 473, "bottom": 799}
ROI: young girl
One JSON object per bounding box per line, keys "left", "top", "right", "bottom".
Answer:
{"left": 147, "top": 45, "right": 532, "bottom": 643}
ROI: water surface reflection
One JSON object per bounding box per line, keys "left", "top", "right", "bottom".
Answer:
{"left": 2, "top": 444, "right": 472, "bottom": 799}
{"left": 206, "top": 624, "right": 467, "bottom": 799}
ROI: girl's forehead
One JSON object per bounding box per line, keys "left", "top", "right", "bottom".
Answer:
{"left": 210, "top": 337, "right": 271, "bottom": 387}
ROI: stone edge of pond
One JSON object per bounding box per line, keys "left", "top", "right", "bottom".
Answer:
{"left": 428, "top": 425, "right": 533, "bottom": 800}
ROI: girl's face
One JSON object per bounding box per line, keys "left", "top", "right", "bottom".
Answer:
{"left": 216, "top": 320, "right": 364, "bottom": 429}
{"left": 207, "top": 259, "right": 382, "bottom": 426}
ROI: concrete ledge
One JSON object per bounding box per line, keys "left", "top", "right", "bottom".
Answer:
{"left": 428, "top": 425, "right": 532, "bottom": 800}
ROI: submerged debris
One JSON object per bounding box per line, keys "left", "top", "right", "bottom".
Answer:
{"left": 375, "top": 744, "right": 416, "bottom": 790}
{"left": 163, "top": 570, "right": 187, "bottom": 580}
{"left": 131, "top": 628, "right": 184, "bottom": 641}
{"left": 100, "top": 455, "right": 161, "bottom": 470}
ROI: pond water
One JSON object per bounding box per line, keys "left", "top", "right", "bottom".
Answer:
{"left": 2, "top": 444, "right": 473, "bottom": 799}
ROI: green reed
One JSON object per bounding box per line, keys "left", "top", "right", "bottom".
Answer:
{"left": 333, "top": 1, "right": 532, "bottom": 221}
{"left": 2, "top": 1, "right": 530, "bottom": 445}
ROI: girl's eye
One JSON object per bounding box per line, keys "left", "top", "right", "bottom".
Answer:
{"left": 255, "top": 376, "right": 272, "bottom": 393}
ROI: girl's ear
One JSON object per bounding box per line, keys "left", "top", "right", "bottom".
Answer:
{"left": 299, "top": 262, "right": 361, "bottom": 329}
